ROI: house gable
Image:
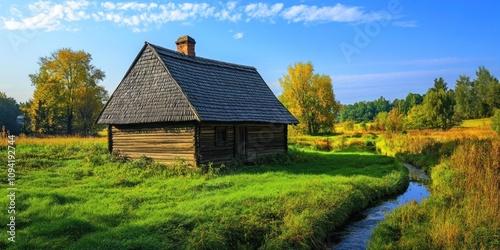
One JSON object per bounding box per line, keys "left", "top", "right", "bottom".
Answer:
{"left": 96, "top": 44, "right": 198, "bottom": 124}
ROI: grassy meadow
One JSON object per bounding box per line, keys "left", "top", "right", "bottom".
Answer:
{"left": 2, "top": 118, "right": 497, "bottom": 249}
{"left": 368, "top": 120, "right": 500, "bottom": 249}
{"left": 290, "top": 119, "right": 499, "bottom": 249}
{"left": 0, "top": 136, "right": 408, "bottom": 249}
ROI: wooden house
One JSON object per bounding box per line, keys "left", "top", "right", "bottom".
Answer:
{"left": 96, "top": 35, "right": 298, "bottom": 166}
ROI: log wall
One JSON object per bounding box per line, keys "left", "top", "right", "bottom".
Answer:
{"left": 246, "top": 124, "right": 287, "bottom": 161}
{"left": 110, "top": 122, "right": 288, "bottom": 166}
{"left": 111, "top": 123, "right": 196, "bottom": 165}
{"left": 198, "top": 123, "right": 287, "bottom": 164}
{"left": 198, "top": 124, "right": 235, "bottom": 165}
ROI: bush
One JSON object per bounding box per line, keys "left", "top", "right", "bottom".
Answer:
{"left": 344, "top": 120, "right": 355, "bottom": 131}
{"left": 492, "top": 109, "right": 500, "bottom": 134}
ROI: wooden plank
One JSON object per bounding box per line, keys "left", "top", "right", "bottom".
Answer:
{"left": 114, "top": 146, "right": 195, "bottom": 151}
{"left": 121, "top": 152, "right": 196, "bottom": 158}
{"left": 112, "top": 133, "right": 194, "bottom": 138}
{"left": 114, "top": 145, "right": 194, "bottom": 151}
{"left": 113, "top": 124, "right": 194, "bottom": 130}
{"left": 114, "top": 141, "right": 194, "bottom": 146}
{"left": 112, "top": 130, "right": 194, "bottom": 136}
{"left": 117, "top": 151, "right": 194, "bottom": 157}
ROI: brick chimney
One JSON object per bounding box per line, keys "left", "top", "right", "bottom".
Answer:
{"left": 175, "top": 35, "right": 196, "bottom": 56}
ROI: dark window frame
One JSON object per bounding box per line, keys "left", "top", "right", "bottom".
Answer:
{"left": 215, "top": 127, "right": 227, "bottom": 146}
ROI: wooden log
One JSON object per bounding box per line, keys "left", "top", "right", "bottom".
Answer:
{"left": 114, "top": 142, "right": 194, "bottom": 148}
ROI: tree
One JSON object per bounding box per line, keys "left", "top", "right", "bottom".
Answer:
{"left": 0, "top": 92, "right": 21, "bottom": 135}
{"left": 28, "top": 48, "right": 107, "bottom": 135}
{"left": 474, "top": 66, "right": 500, "bottom": 117}
{"left": 372, "top": 111, "right": 388, "bottom": 131}
{"left": 403, "top": 93, "right": 423, "bottom": 114}
{"left": 422, "top": 78, "right": 457, "bottom": 130}
{"left": 279, "top": 62, "right": 340, "bottom": 135}
{"left": 338, "top": 97, "right": 393, "bottom": 123}
{"left": 454, "top": 67, "right": 500, "bottom": 119}
{"left": 373, "top": 96, "right": 391, "bottom": 115}
{"left": 385, "top": 108, "right": 405, "bottom": 133}
{"left": 454, "top": 75, "right": 479, "bottom": 119}
{"left": 18, "top": 101, "right": 32, "bottom": 134}
{"left": 405, "top": 104, "right": 429, "bottom": 130}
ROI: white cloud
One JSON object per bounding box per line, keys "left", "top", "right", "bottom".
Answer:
{"left": 0, "top": 1, "right": 409, "bottom": 32}
{"left": 214, "top": 1, "right": 241, "bottom": 22}
{"left": 281, "top": 3, "right": 391, "bottom": 23}
{"left": 2, "top": 0, "right": 90, "bottom": 31}
{"left": 245, "top": 3, "right": 283, "bottom": 22}
{"left": 233, "top": 32, "right": 243, "bottom": 39}
{"left": 101, "top": 2, "right": 115, "bottom": 11}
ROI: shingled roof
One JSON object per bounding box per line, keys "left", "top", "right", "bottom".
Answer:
{"left": 96, "top": 41, "right": 298, "bottom": 125}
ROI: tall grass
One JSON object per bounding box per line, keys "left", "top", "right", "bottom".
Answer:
{"left": 0, "top": 138, "right": 408, "bottom": 249}
{"left": 369, "top": 139, "right": 500, "bottom": 249}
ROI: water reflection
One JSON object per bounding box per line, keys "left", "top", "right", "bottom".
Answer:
{"left": 329, "top": 164, "right": 430, "bottom": 250}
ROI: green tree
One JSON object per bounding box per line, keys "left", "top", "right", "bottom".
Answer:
{"left": 279, "top": 62, "right": 340, "bottom": 135}
{"left": 423, "top": 78, "right": 457, "bottom": 130}
{"left": 18, "top": 101, "right": 32, "bottom": 134}
{"left": 385, "top": 108, "right": 405, "bottom": 133}
{"left": 28, "top": 48, "right": 107, "bottom": 135}
{"left": 338, "top": 97, "right": 392, "bottom": 123}
{"left": 474, "top": 66, "right": 500, "bottom": 117}
{"left": 373, "top": 96, "right": 391, "bottom": 115}
{"left": 405, "top": 104, "right": 429, "bottom": 130}
{"left": 454, "top": 75, "right": 479, "bottom": 119}
{"left": 0, "top": 92, "right": 21, "bottom": 135}
{"left": 372, "top": 111, "right": 388, "bottom": 131}
{"left": 403, "top": 93, "right": 423, "bottom": 114}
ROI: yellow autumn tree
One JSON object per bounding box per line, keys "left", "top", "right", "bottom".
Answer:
{"left": 279, "top": 61, "right": 340, "bottom": 135}
{"left": 28, "top": 48, "right": 108, "bottom": 135}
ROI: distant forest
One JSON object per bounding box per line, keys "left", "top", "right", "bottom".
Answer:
{"left": 337, "top": 66, "right": 500, "bottom": 131}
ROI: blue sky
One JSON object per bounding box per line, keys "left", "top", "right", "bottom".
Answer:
{"left": 1, "top": 0, "right": 499, "bottom": 104}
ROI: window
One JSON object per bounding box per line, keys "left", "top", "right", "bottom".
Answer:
{"left": 216, "top": 127, "right": 227, "bottom": 146}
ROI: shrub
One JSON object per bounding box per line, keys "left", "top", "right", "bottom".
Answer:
{"left": 344, "top": 120, "right": 355, "bottom": 131}
{"left": 492, "top": 109, "right": 500, "bottom": 134}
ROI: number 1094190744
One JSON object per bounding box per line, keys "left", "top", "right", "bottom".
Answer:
{"left": 7, "top": 135, "right": 15, "bottom": 186}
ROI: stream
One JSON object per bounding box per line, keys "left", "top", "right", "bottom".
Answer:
{"left": 328, "top": 164, "right": 431, "bottom": 249}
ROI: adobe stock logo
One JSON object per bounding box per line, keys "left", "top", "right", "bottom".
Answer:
{"left": 7, "top": 30, "right": 41, "bottom": 53}
{"left": 340, "top": 0, "right": 404, "bottom": 63}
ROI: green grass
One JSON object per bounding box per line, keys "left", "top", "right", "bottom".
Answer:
{"left": 0, "top": 139, "right": 408, "bottom": 249}
{"left": 460, "top": 118, "right": 492, "bottom": 127}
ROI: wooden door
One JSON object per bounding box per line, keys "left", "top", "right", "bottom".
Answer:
{"left": 235, "top": 125, "right": 247, "bottom": 159}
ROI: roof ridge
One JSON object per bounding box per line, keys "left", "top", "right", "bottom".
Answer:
{"left": 146, "top": 41, "right": 257, "bottom": 72}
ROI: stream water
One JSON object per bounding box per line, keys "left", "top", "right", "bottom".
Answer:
{"left": 328, "top": 164, "right": 431, "bottom": 249}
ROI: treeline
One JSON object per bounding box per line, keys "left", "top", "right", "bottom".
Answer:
{"left": 338, "top": 94, "right": 422, "bottom": 123}
{"left": 338, "top": 66, "right": 500, "bottom": 131}
{"left": 0, "top": 92, "right": 22, "bottom": 135}
{"left": 0, "top": 48, "right": 107, "bottom": 136}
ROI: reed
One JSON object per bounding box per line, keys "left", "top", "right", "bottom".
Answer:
{"left": 369, "top": 138, "right": 500, "bottom": 249}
